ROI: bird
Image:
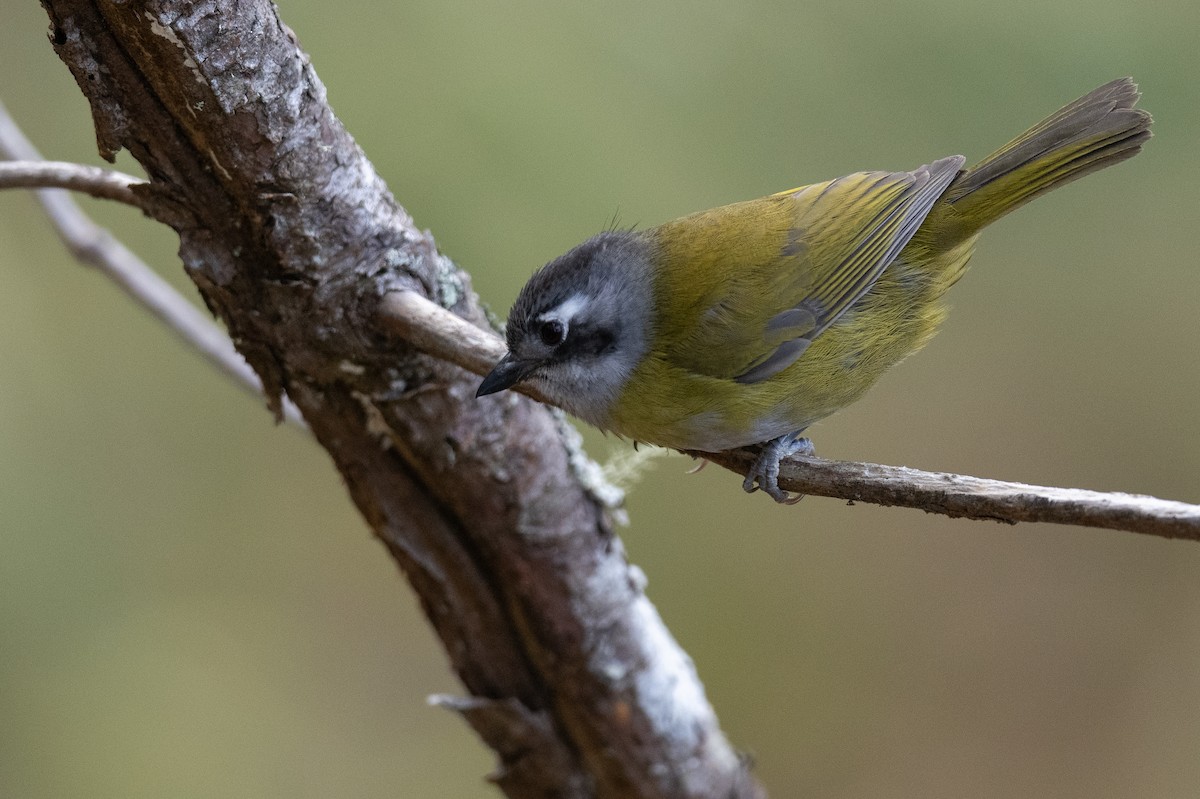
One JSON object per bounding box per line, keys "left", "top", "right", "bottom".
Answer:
{"left": 476, "top": 78, "right": 1152, "bottom": 503}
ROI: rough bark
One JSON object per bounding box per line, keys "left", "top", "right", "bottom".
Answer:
{"left": 38, "top": 1, "right": 762, "bottom": 797}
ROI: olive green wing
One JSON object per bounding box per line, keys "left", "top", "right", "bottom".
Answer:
{"left": 655, "top": 155, "right": 964, "bottom": 382}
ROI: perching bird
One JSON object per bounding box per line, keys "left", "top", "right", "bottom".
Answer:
{"left": 477, "top": 78, "right": 1152, "bottom": 502}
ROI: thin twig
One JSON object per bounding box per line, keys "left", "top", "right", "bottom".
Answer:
{"left": 0, "top": 100, "right": 306, "bottom": 429}
{"left": 701, "top": 449, "right": 1200, "bottom": 539}
{"left": 0, "top": 160, "right": 147, "bottom": 208}
{"left": 380, "top": 290, "right": 1200, "bottom": 541}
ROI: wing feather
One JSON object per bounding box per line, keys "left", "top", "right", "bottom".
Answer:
{"left": 649, "top": 155, "right": 964, "bottom": 382}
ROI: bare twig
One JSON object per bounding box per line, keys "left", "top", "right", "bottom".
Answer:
{"left": 702, "top": 450, "right": 1200, "bottom": 539}
{"left": 380, "top": 290, "right": 1200, "bottom": 542}
{"left": 0, "top": 101, "right": 305, "bottom": 428}
{"left": 0, "top": 159, "right": 147, "bottom": 208}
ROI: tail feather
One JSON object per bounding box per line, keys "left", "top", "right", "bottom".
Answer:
{"left": 937, "top": 78, "right": 1152, "bottom": 239}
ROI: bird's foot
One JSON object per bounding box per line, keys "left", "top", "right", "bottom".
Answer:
{"left": 742, "top": 433, "right": 814, "bottom": 504}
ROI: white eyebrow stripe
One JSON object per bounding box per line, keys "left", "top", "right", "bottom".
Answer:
{"left": 539, "top": 293, "right": 588, "bottom": 323}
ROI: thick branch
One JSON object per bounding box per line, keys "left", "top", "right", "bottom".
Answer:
{"left": 34, "top": 2, "right": 761, "bottom": 797}
{"left": 381, "top": 290, "right": 1200, "bottom": 542}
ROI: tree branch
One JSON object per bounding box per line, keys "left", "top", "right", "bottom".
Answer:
{"left": 30, "top": 2, "right": 762, "bottom": 797}
{"left": 0, "top": 159, "right": 146, "bottom": 207}
{"left": 379, "top": 291, "right": 1200, "bottom": 541}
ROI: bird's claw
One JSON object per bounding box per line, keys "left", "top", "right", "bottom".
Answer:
{"left": 742, "top": 434, "right": 813, "bottom": 504}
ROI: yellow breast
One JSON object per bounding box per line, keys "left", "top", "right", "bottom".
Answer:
{"left": 607, "top": 236, "right": 978, "bottom": 452}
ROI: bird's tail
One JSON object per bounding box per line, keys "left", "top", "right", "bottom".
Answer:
{"left": 932, "top": 77, "right": 1152, "bottom": 244}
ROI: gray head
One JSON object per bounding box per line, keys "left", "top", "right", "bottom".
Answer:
{"left": 476, "top": 230, "right": 654, "bottom": 428}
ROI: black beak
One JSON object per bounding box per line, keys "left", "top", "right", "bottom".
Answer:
{"left": 476, "top": 355, "right": 536, "bottom": 397}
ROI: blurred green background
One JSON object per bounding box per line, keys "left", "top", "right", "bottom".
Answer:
{"left": 3, "top": 2, "right": 1198, "bottom": 797}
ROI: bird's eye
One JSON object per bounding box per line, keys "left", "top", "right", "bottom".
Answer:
{"left": 538, "top": 318, "right": 567, "bottom": 347}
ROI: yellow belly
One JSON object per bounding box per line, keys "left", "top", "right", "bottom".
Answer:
{"left": 607, "top": 241, "right": 975, "bottom": 451}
